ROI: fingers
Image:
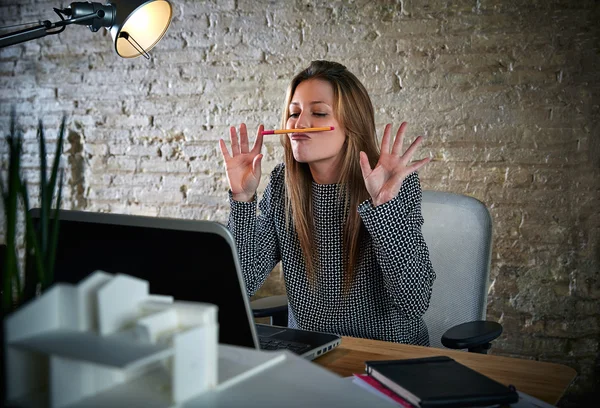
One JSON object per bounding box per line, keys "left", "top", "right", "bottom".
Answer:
{"left": 390, "top": 122, "right": 407, "bottom": 155}
{"left": 252, "top": 153, "right": 263, "bottom": 175}
{"left": 239, "top": 123, "right": 249, "bottom": 153}
{"left": 229, "top": 123, "right": 264, "bottom": 156}
{"left": 386, "top": 156, "right": 431, "bottom": 191}
{"left": 251, "top": 124, "right": 264, "bottom": 155}
{"left": 385, "top": 122, "right": 426, "bottom": 166}
{"left": 380, "top": 123, "right": 392, "bottom": 154}
{"left": 219, "top": 139, "right": 232, "bottom": 160}
{"left": 359, "top": 151, "right": 372, "bottom": 179}
{"left": 229, "top": 125, "right": 240, "bottom": 155}
{"left": 401, "top": 135, "right": 425, "bottom": 163}
{"left": 406, "top": 156, "right": 431, "bottom": 174}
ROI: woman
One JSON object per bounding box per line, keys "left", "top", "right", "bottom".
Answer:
{"left": 219, "top": 60, "right": 435, "bottom": 345}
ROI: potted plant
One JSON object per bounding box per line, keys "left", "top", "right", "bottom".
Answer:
{"left": 1, "top": 109, "right": 66, "bottom": 399}
{"left": 1, "top": 110, "right": 66, "bottom": 314}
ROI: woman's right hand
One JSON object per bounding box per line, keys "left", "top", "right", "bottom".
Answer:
{"left": 219, "top": 123, "right": 264, "bottom": 202}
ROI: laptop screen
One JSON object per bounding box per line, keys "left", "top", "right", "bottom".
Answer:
{"left": 26, "top": 208, "right": 259, "bottom": 349}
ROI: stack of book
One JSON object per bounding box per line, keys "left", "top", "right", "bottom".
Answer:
{"left": 352, "top": 356, "right": 521, "bottom": 408}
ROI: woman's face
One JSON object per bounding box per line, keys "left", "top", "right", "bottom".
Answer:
{"left": 286, "top": 79, "right": 346, "bottom": 178}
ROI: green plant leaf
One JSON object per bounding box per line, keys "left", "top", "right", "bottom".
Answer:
{"left": 45, "top": 169, "right": 64, "bottom": 289}
{"left": 38, "top": 120, "right": 49, "bottom": 257}
{"left": 2, "top": 110, "right": 23, "bottom": 312}
{"left": 48, "top": 116, "right": 66, "bottom": 205}
{"left": 20, "top": 179, "right": 45, "bottom": 292}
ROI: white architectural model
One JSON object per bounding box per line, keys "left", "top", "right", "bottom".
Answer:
{"left": 4, "top": 271, "right": 399, "bottom": 408}
{"left": 4, "top": 271, "right": 219, "bottom": 407}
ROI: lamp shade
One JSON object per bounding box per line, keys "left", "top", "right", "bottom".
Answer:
{"left": 109, "top": 0, "right": 172, "bottom": 58}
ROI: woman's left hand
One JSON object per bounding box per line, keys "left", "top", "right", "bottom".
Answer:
{"left": 359, "top": 122, "right": 431, "bottom": 207}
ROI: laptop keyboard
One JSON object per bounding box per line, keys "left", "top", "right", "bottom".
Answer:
{"left": 258, "top": 337, "right": 312, "bottom": 354}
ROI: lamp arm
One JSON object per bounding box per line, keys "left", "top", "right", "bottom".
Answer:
{"left": 0, "top": 9, "right": 108, "bottom": 49}
{"left": 0, "top": 22, "right": 52, "bottom": 48}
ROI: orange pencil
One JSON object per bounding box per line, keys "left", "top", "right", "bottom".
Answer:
{"left": 261, "top": 126, "right": 334, "bottom": 135}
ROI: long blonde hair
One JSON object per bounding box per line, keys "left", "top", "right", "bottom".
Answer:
{"left": 279, "top": 60, "right": 380, "bottom": 295}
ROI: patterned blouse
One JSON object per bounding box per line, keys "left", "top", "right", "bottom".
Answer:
{"left": 227, "top": 163, "right": 435, "bottom": 345}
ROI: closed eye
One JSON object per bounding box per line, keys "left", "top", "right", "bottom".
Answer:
{"left": 288, "top": 112, "right": 328, "bottom": 119}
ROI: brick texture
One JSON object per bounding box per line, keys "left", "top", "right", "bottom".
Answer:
{"left": 1, "top": 1, "right": 598, "bottom": 405}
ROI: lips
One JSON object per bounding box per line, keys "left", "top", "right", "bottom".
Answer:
{"left": 290, "top": 133, "right": 310, "bottom": 140}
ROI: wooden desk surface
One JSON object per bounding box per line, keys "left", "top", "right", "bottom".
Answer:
{"left": 314, "top": 336, "right": 577, "bottom": 406}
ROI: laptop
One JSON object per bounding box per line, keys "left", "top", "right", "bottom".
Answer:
{"left": 27, "top": 208, "right": 341, "bottom": 360}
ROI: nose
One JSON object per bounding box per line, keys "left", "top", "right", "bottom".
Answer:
{"left": 294, "top": 111, "right": 309, "bottom": 129}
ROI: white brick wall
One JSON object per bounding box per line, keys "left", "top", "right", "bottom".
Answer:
{"left": 1, "top": 1, "right": 598, "bottom": 402}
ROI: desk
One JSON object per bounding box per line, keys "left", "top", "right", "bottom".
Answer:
{"left": 315, "top": 336, "right": 577, "bottom": 406}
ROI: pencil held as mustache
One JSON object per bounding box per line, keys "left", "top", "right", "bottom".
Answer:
{"left": 261, "top": 127, "right": 335, "bottom": 135}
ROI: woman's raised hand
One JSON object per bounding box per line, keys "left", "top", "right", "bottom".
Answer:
{"left": 219, "top": 123, "right": 264, "bottom": 202}
{"left": 359, "top": 122, "right": 430, "bottom": 207}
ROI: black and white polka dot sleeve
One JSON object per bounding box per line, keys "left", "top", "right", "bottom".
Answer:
{"left": 358, "top": 172, "right": 436, "bottom": 319}
{"left": 226, "top": 166, "right": 283, "bottom": 297}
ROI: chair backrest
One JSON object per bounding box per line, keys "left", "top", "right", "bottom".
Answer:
{"left": 421, "top": 190, "right": 493, "bottom": 349}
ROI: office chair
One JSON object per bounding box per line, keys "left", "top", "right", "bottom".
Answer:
{"left": 250, "top": 190, "right": 503, "bottom": 353}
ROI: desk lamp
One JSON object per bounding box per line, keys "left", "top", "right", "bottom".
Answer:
{"left": 0, "top": 1, "right": 173, "bottom": 59}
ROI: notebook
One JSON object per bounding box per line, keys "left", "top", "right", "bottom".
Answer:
{"left": 27, "top": 208, "right": 341, "bottom": 361}
{"left": 364, "top": 355, "right": 519, "bottom": 408}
